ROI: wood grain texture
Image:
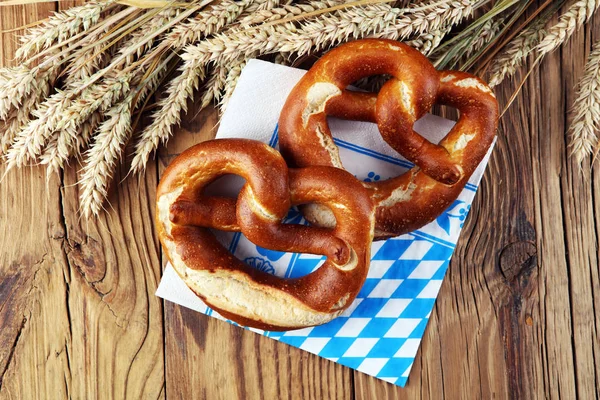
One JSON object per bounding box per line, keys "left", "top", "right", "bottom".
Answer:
{"left": 1, "top": 4, "right": 164, "bottom": 399}
{"left": 1, "top": 1, "right": 599, "bottom": 399}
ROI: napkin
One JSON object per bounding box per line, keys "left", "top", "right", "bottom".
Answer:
{"left": 156, "top": 59, "right": 494, "bottom": 387}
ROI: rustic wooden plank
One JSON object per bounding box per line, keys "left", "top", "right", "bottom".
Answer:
{"left": 57, "top": 159, "right": 165, "bottom": 399}
{"left": 1, "top": 2, "right": 598, "bottom": 399}
{"left": 0, "top": 4, "right": 71, "bottom": 399}
{"left": 160, "top": 102, "right": 354, "bottom": 399}
{"left": 557, "top": 12, "right": 600, "bottom": 400}
{"left": 1, "top": 4, "right": 165, "bottom": 398}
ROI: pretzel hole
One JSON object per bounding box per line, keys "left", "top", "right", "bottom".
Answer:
{"left": 431, "top": 104, "right": 460, "bottom": 122}
{"left": 351, "top": 75, "right": 392, "bottom": 93}
{"left": 300, "top": 203, "right": 337, "bottom": 229}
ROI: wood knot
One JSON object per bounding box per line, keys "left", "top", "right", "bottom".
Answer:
{"left": 498, "top": 241, "right": 537, "bottom": 285}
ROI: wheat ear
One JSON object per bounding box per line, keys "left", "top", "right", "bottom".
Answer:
{"left": 166, "top": 0, "right": 254, "bottom": 48}
{"left": 0, "top": 73, "right": 54, "bottom": 154}
{"left": 79, "top": 70, "right": 164, "bottom": 217}
{"left": 488, "top": 25, "right": 546, "bottom": 87}
{"left": 245, "top": 0, "right": 288, "bottom": 13}
{"left": 42, "top": 9, "right": 180, "bottom": 172}
{"left": 0, "top": 66, "right": 38, "bottom": 120}
{"left": 78, "top": 97, "right": 133, "bottom": 218}
{"left": 199, "top": 65, "right": 228, "bottom": 108}
{"left": 15, "top": 1, "right": 110, "bottom": 61}
{"left": 238, "top": 0, "right": 344, "bottom": 25}
{"left": 130, "top": 58, "right": 206, "bottom": 174}
{"left": 568, "top": 39, "right": 600, "bottom": 163}
{"left": 5, "top": 74, "right": 129, "bottom": 171}
{"left": 37, "top": 74, "right": 131, "bottom": 175}
{"left": 406, "top": 27, "right": 450, "bottom": 56}
{"left": 220, "top": 59, "right": 247, "bottom": 112}
{"left": 538, "top": 0, "right": 600, "bottom": 55}
{"left": 185, "top": 1, "right": 479, "bottom": 66}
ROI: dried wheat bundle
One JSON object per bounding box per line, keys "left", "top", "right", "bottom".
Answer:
{"left": 1, "top": 0, "right": 598, "bottom": 216}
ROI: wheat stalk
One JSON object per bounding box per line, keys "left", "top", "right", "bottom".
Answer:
{"left": 8, "top": 0, "right": 581, "bottom": 214}
{"left": 166, "top": 0, "right": 255, "bottom": 49}
{"left": 433, "top": 18, "right": 502, "bottom": 69}
{"left": 128, "top": 0, "right": 299, "bottom": 173}
{"left": 488, "top": 25, "right": 546, "bottom": 87}
{"left": 407, "top": 27, "right": 450, "bottom": 56}
{"left": 37, "top": 73, "right": 131, "bottom": 174}
{"left": 568, "top": 39, "right": 600, "bottom": 163}
{"left": 220, "top": 59, "right": 247, "bottom": 112}
{"left": 79, "top": 96, "right": 133, "bottom": 218}
{"left": 31, "top": 5, "right": 190, "bottom": 172}
{"left": 538, "top": 0, "right": 600, "bottom": 55}
{"left": 486, "top": 0, "right": 592, "bottom": 88}
{"left": 5, "top": 74, "right": 129, "bottom": 171}
{"left": 130, "top": 57, "right": 206, "bottom": 173}
{"left": 238, "top": 0, "right": 344, "bottom": 25}
{"left": 183, "top": 0, "right": 479, "bottom": 66}
{"left": 79, "top": 69, "right": 165, "bottom": 217}
{"left": 15, "top": 1, "right": 111, "bottom": 61}
{"left": 113, "top": 7, "right": 182, "bottom": 67}
{"left": 47, "top": 8, "right": 180, "bottom": 167}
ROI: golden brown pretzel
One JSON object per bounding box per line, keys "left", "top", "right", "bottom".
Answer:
{"left": 156, "top": 139, "right": 375, "bottom": 330}
{"left": 278, "top": 39, "right": 499, "bottom": 239}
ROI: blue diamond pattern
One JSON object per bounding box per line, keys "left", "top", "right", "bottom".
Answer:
{"left": 400, "top": 299, "right": 436, "bottom": 318}
{"left": 367, "top": 338, "right": 407, "bottom": 357}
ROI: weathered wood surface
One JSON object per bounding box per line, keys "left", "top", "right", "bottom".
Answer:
{"left": 1, "top": 3, "right": 599, "bottom": 399}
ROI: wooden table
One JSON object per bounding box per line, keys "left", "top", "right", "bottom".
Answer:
{"left": 1, "top": 4, "right": 599, "bottom": 399}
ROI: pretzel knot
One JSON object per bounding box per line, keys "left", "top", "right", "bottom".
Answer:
{"left": 156, "top": 139, "right": 375, "bottom": 330}
{"left": 278, "top": 39, "right": 499, "bottom": 239}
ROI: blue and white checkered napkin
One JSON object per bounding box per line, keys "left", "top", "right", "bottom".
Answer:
{"left": 156, "top": 59, "right": 494, "bottom": 387}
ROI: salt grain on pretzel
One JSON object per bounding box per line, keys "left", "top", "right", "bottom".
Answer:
{"left": 278, "top": 39, "right": 499, "bottom": 239}
{"left": 156, "top": 139, "right": 375, "bottom": 330}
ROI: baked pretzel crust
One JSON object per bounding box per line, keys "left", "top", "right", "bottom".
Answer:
{"left": 278, "top": 39, "right": 499, "bottom": 239}
{"left": 157, "top": 139, "right": 375, "bottom": 330}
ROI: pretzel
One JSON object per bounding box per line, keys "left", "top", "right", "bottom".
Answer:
{"left": 278, "top": 39, "right": 499, "bottom": 239}
{"left": 156, "top": 139, "right": 375, "bottom": 330}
